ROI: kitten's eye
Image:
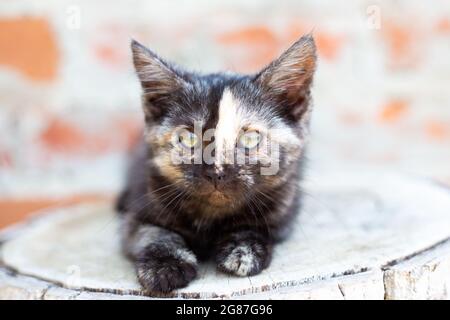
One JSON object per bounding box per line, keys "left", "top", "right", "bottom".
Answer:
{"left": 238, "top": 130, "right": 261, "bottom": 149}
{"left": 178, "top": 130, "right": 199, "bottom": 149}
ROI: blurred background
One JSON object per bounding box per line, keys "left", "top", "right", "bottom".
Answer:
{"left": 0, "top": 0, "right": 449, "bottom": 228}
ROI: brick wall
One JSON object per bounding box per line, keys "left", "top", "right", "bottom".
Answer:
{"left": 0, "top": 0, "right": 449, "bottom": 226}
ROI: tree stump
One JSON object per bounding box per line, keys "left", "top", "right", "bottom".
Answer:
{"left": 1, "top": 171, "right": 450, "bottom": 299}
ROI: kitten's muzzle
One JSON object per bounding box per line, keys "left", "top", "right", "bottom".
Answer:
{"left": 204, "top": 168, "right": 226, "bottom": 189}
{"left": 203, "top": 165, "right": 236, "bottom": 191}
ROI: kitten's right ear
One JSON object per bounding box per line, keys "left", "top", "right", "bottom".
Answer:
{"left": 131, "top": 39, "right": 188, "bottom": 121}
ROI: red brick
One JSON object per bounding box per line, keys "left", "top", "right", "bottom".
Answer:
{"left": 0, "top": 18, "right": 59, "bottom": 81}
{"left": 381, "top": 20, "right": 421, "bottom": 69}
{"left": 0, "top": 195, "right": 112, "bottom": 229}
{"left": 435, "top": 18, "right": 450, "bottom": 34}
{"left": 216, "top": 26, "right": 279, "bottom": 71}
{"left": 40, "top": 118, "right": 86, "bottom": 152}
{"left": 315, "top": 32, "right": 345, "bottom": 61}
{"left": 378, "top": 99, "right": 409, "bottom": 123}
{"left": 425, "top": 120, "right": 449, "bottom": 141}
{"left": 217, "top": 25, "right": 277, "bottom": 46}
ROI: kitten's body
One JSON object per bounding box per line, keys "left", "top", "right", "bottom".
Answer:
{"left": 117, "top": 137, "right": 303, "bottom": 260}
{"left": 117, "top": 36, "right": 316, "bottom": 293}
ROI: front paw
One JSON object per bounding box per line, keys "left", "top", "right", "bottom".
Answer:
{"left": 136, "top": 247, "right": 198, "bottom": 293}
{"left": 216, "top": 241, "right": 271, "bottom": 277}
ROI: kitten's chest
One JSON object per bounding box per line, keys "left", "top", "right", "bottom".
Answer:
{"left": 181, "top": 196, "right": 243, "bottom": 219}
{"left": 168, "top": 203, "right": 268, "bottom": 239}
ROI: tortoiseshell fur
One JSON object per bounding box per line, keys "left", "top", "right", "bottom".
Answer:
{"left": 117, "top": 35, "right": 317, "bottom": 293}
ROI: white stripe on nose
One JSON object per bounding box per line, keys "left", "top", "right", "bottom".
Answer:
{"left": 215, "top": 88, "right": 240, "bottom": 166}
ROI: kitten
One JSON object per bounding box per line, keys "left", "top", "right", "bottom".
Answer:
{"left": 116, "top": 34, "right": 317, "bottom": 293}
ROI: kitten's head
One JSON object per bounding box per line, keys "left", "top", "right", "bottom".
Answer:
{"left": 132, "top": 35, "right": 316, "bottom": 212}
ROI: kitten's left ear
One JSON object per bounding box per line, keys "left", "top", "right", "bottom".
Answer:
{"left": 254, "top": 34, "right": 317, "bottom": 122}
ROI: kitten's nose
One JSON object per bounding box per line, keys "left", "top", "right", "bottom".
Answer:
{"left": 205, "top": 167, "right": 227, "bottom": 187}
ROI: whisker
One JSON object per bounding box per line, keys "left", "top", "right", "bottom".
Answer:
{"left": 243, "top": 186, "right": 272, "bottom": 238}
{"left": 163, "top": 189, "right": 190, "bottom": 224}
{"left": 122, "top": 182, "right": 179, "bottom": 212}
{"left": 154, "top": 189, "right": 186, "bottom": 223}
{"left": 133, "top": 186, "right": 181, "bottom": 219}
{"left": 250, "top": 193, "right": 273, "bottom": 238}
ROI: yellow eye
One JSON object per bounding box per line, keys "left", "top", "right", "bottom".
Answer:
{"left": 178, "top": 130, "right": 198, "bottom": 149}
{"left": 239, "top": 131, "right": 261, "bottom": 149}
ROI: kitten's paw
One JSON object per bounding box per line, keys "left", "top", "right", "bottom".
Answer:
{"left": 216, "top": 242, "right": 271, "bottom": 277}
{"left": 136, "top": 247, "right": 198, "bottom": 293}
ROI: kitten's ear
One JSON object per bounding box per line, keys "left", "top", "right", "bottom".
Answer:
{"left": 131, "top": 39, "right": 189, "bottom": 121}
{"left": 254, "top": 35, "right": 317, "bottom": 122}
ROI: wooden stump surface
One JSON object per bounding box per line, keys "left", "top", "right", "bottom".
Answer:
{"left": 1, "top": 171, "right": 450, "bottom": 299}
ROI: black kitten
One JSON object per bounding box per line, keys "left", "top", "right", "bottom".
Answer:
{"left": 117, "top": 35, "right": 317, "bottom": 293}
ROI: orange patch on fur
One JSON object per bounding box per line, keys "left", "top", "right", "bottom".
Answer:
{"left": 153, "top": 154, "right": 184, "bottom": 182}
{"left": 263, "top": 174, "right": 284, "bottom": 188}
{"left": 207, "top": 190, "right": 232, "bottom": 207}
{"left": 0, "top": 18, "right": 59, "bottom": 81}
{"left": 146, "top": 130, "right": 174, "bottom": 150}
{"left": 379, "top": 100, "right": 409, "bottom": 123}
